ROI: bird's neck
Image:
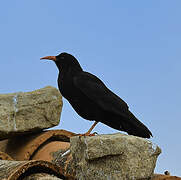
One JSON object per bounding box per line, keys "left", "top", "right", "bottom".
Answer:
{"left": 57, "top": 65, "right": 82, "bottom": 98}
{"left": 56, "top": 61, "right": 83, "bottom": 75}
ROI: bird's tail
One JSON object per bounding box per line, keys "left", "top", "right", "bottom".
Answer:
{"left": 102, "top": 111, "right": 152, "bottom": 138}
{"left": 121, "top": 111, "right": 152, "bottom": 138}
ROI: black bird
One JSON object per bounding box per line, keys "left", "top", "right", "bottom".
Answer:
{"left": 41, "top": 53, "right": 152, "bottom": 138}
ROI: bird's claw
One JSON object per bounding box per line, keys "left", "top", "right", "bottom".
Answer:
{"left": 77, "top": 132, "right": 97, "bottom": 138}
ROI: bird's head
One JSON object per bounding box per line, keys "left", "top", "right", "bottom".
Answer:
{"left": 40, "top": 52, "right": 82, "bottom": 71}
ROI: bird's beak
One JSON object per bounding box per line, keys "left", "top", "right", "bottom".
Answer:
{"left": 40, "top": 56, "right": 56, "bottom": 61}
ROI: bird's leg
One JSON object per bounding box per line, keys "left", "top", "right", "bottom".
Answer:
{"left": 86, "top": 121, "right": 98, "bottom": 135}
{"left": 79, "top": 121, "right": 98, "bottom": 137}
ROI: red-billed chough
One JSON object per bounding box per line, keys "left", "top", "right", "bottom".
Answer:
{"left": 41, "top": 52, "right": 152, "bottom": 138}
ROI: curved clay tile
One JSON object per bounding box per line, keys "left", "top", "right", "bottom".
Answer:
{"left": 0, "top": 151, "right": 13, "bottom": 160}
{"left": 0, "top": 129, "right": 76, "bottom": 161}
{"left": 152, "top": 174, "right": 181, "bottom": 180}
{"left": 31, "top": 141, "right": 70, "bottom": 162}
{"left": 0, "top": 160, "right": 64, "bottom": 180}
{"left": 0, "top": 129, "right": 76, "bottom": 179}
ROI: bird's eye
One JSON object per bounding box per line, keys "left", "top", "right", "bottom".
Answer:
{"left": 60, "top": 56, "right": 65, "bottom": 59}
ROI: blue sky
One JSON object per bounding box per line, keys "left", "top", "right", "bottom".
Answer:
{"left": 0, "top": 1, "right": 181, "bottom": 176}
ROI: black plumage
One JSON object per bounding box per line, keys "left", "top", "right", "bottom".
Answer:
{"left": 41, "top": 52, "right": 152, "bottom": 138}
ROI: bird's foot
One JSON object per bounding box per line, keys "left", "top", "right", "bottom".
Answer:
{"left": 78, "top": 132, "right": 98, "bottom": 137}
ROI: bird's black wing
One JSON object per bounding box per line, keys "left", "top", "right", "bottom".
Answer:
{"left": 74, "top": 71, "right": 153, "bottom": 138}
{"left": 73, "top": 72, "right": 129, "bottom": 117}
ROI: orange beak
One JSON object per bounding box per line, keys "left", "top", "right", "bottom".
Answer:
{"left": 40, "top": 56, "right": 56, "bottom": 61}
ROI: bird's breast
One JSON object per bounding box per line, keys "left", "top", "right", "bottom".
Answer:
{"left": 57, "top": 73, "right": 104, "bottom": 121}
{"left": 57, "top": 73, "right": 73, "bottom": 98}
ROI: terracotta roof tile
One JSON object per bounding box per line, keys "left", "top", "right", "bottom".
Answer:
{"left": 32, "top": 141, "right": 70, "bottom": 162}
{"left": 0, "top": 151, "right": 13, "bottom": 160}
{"left": 152, "top": 174, "right": 181, "bottom": 180}
{"left": 0, "top": 129, "right": 76, "bottom": 179}
{"left": 0, "top": 130, "right": 76, "bottom": 161}
{"left": 0, "top": 160, "right": 64, "bottom": 180}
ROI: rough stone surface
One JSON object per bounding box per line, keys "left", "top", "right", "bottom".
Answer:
{"left": 24, "top": 173, "right": 63, "bottom": 180}
{"left": 70, "top": 133, "right": 161, "bottom": 180}
{"left": 0, "top": 86, "right": 62, "bottom": 140}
